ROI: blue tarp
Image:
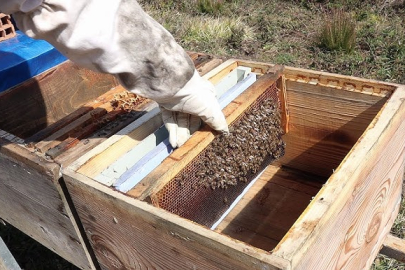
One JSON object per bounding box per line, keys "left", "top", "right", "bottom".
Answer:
{"left": 0, "top": 31, "right": 67, "bottom": 93}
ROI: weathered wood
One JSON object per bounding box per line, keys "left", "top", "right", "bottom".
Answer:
{"left": 187, "top": 51, "right": 223, "bottom": 76}
{"left": 34, "top": 86, "right": 127, "bottom": 153}
{"left": 380, "top": 234, "right": 405, "bottom": 262}
{"left": 0, "top": 237, "right": 21, "bottom": 270}
{"left": 26, "top": 107, "right": 94, "bottom": 144}
{"left": 0, "top": 61, "right": 118, "bottom": 138}
{"left": 279, "top": 80, "right": 387, "bottom": 177}
{"left": 284, "top": 66, "right": 396, "bottom": 97}
{"left": 63, "top": 169, "right": 289, "bottom": 270}
{"left": 197, "top": 58, "right": 223, "bottom": 76}
{"left": 129, "top": 72, "right": 281, "bottom": 200}
{"left": 0, "top": 129, "right": 24, "bottom": 144}
{"left": 54, "top": 109, "right": 149, "bottom": 167}
{"left": 26, "top": 85, "right": 128, "bottom": 145}
{"left": 77, "top": 110, "right": 163, "bottom": 179}
{"left": 273, "top": 85, "right": 405, "bottom": 270}
{"left": 193, "top": 54, "right": 212, "bottom": 68}
{"left": 235, "top": 59, "right": 274, "bottom": 74}
{"left": 35, "top": 107, "right": 108, "bottom": 153}
{"left": 215, "top": 165, "right": 325, "bottom": 252}
{"left": 0, "top": 139, "right": 92, "bottom": 270}
{"left": 46, "top": 110, "right": 125, "bottom": 159}
{"left": 58, "top": 57, "right": 405, "bottom": 270}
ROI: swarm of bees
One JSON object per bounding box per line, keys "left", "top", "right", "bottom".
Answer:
{"left": 175, "top": 97, "right": 285, "bottom": 190}
{"left": 110, "top": 91, "right": 144, "bottom": 111}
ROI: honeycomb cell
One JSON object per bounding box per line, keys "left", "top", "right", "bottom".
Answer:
{"left": 153, "top": 82, "right": 286, "bottom": 228}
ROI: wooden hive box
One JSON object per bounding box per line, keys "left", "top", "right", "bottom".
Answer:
{"left": 63, "top": 57, "right": 405, "bottom": 270}
{"left": 0, "top": 51, "right": 222, "bottom": 269}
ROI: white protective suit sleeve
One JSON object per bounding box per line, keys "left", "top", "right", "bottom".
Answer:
{"left": 0, "top": 0, "right": 229, "bottom": 147}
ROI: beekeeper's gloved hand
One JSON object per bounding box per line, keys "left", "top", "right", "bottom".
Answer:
{"left": 158, "top": 70, "right": 228, "bottom": 147}
{"left": 1, "top": 0, "right": 229, "bottom": 148}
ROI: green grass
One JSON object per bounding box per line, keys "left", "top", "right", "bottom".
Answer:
{"left": 2, "top": 0, "right": 405, "bottom": 268}
{"left": 318, "top": 9, "right": 356, "bottom": 52}
{"left": 140, "top": 0, "right": 405, "bottom": 84}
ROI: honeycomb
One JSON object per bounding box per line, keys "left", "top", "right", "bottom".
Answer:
{"left": 152, "top": 81, "right": 285, "bottom": 227}
{"left": 110, "top": 91, "right": 145, "bottom": 112}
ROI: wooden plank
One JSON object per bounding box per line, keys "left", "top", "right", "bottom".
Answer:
{"left": 186, "top": 51, "right": 222, "bottom": 76}
{"left": 54, "top": 109, "right": 149, "bottom": 167}
{"left": 0, "top": 61, "right": 118, "bottom": 138}
{"left": 380, "top": 234, "right": 405, "bottom": 262}
{"left": 68, "top": 102, "right": 159, "bottom": 172}
{"left": 0, "top": 140, "right": 92, "bottom": 269}
{"left": 280, "top": 80, "right": 387, "bottom": 177}
{"left": 215, "top": 165, "right": 325, "bottom": 252}
{"left": 273, "top": 85, "right": 405, "bottom": 270}
{"left": 277, "top": 75, "right": 290, "bottom": 133}
{"left": 46, "top": 110, "right": 125, "bottom": 159}
{"left": 0, "top": 129, "right": 24, "bottom": 144}
{"left": 34, "top": 107, "right": 108, "bottom": 153}
{"left": 193, "top": 54, "right": 212, "bottom": 68}
{"left": 114, "top": 138, "right": 173, "bottom": 192}
{"left": 96, "top": 126, "right": 169, "bottom": 186}
{"left": 74, "top": 105, "right": 161, "bottom": 177}
{"left": 25, "top": 107, "right": 93, "bottom": 144}
{"left": 63, "top": 169, "right": 289, "bottom": 270}
{"left": 25, "top": 85, "right": 130, "bottom": 145}
{"left": 34, "top": 86, "right": 128, "bottom": 153}
{"left": 187, "top": 52, "right": 200, "bottom": 60}
{"left": 203, "top": 59, "right": 239, "bottom": 85}
{"left": 128, "top": 72, "right": 281, "bottom": 200}
{"left": 236, "top": 60, "right": 274, "bottom": 75}
{"left": 197, "top": 58, "right": 223, "bottom": 76}
{"left": 284, "top": 66, "right": 396, "bottom": 97}
{"left": 0, "top": 237, "right": 21, "bottom": 270}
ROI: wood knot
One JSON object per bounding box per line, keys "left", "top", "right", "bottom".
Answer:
{"left": 366, "top": 212, "right": 382, "bottom": 243}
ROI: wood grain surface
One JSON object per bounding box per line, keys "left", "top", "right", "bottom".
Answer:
{"left": 0, "top": 61, "right": 118, "bottom": 138}
{"left": 64, "top": 169, "right": 289, "bottom": 270}
{"left": 215, "top": 165, "right": 325, "bottom": 252}
{"left": 280, "top": 80, "right": 387, "bottom": 177}
{"left": 380, "top": 234, "right": 405, "bottom": 263}
{"left": 0, "top": 139, "right": 92, "bottom": 270}
{"left": 273, "top": 85, "right": 405, "bottom": 270}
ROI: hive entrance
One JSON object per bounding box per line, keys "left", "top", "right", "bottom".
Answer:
{"left": 151, "top": 78, "right": 285, "bottom": 228}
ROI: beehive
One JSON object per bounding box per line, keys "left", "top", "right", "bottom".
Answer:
{"left": 63, "top": 58, "right": 405, "bottom": 270}
{"left": 1, "top": 49, "right": 405, "bottom": 269}
{"left": 0, "top": 52, "right": 221, "bottom": 269}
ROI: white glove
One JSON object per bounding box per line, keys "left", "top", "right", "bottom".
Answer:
{"left": 2, "top": 0, "right": 229, "bottom": 148}
{"left": 161, "top": 108, "right": 201, "bottom": 148}
{"left": 160, "top": 70, "right": 229, "bottom": 147}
